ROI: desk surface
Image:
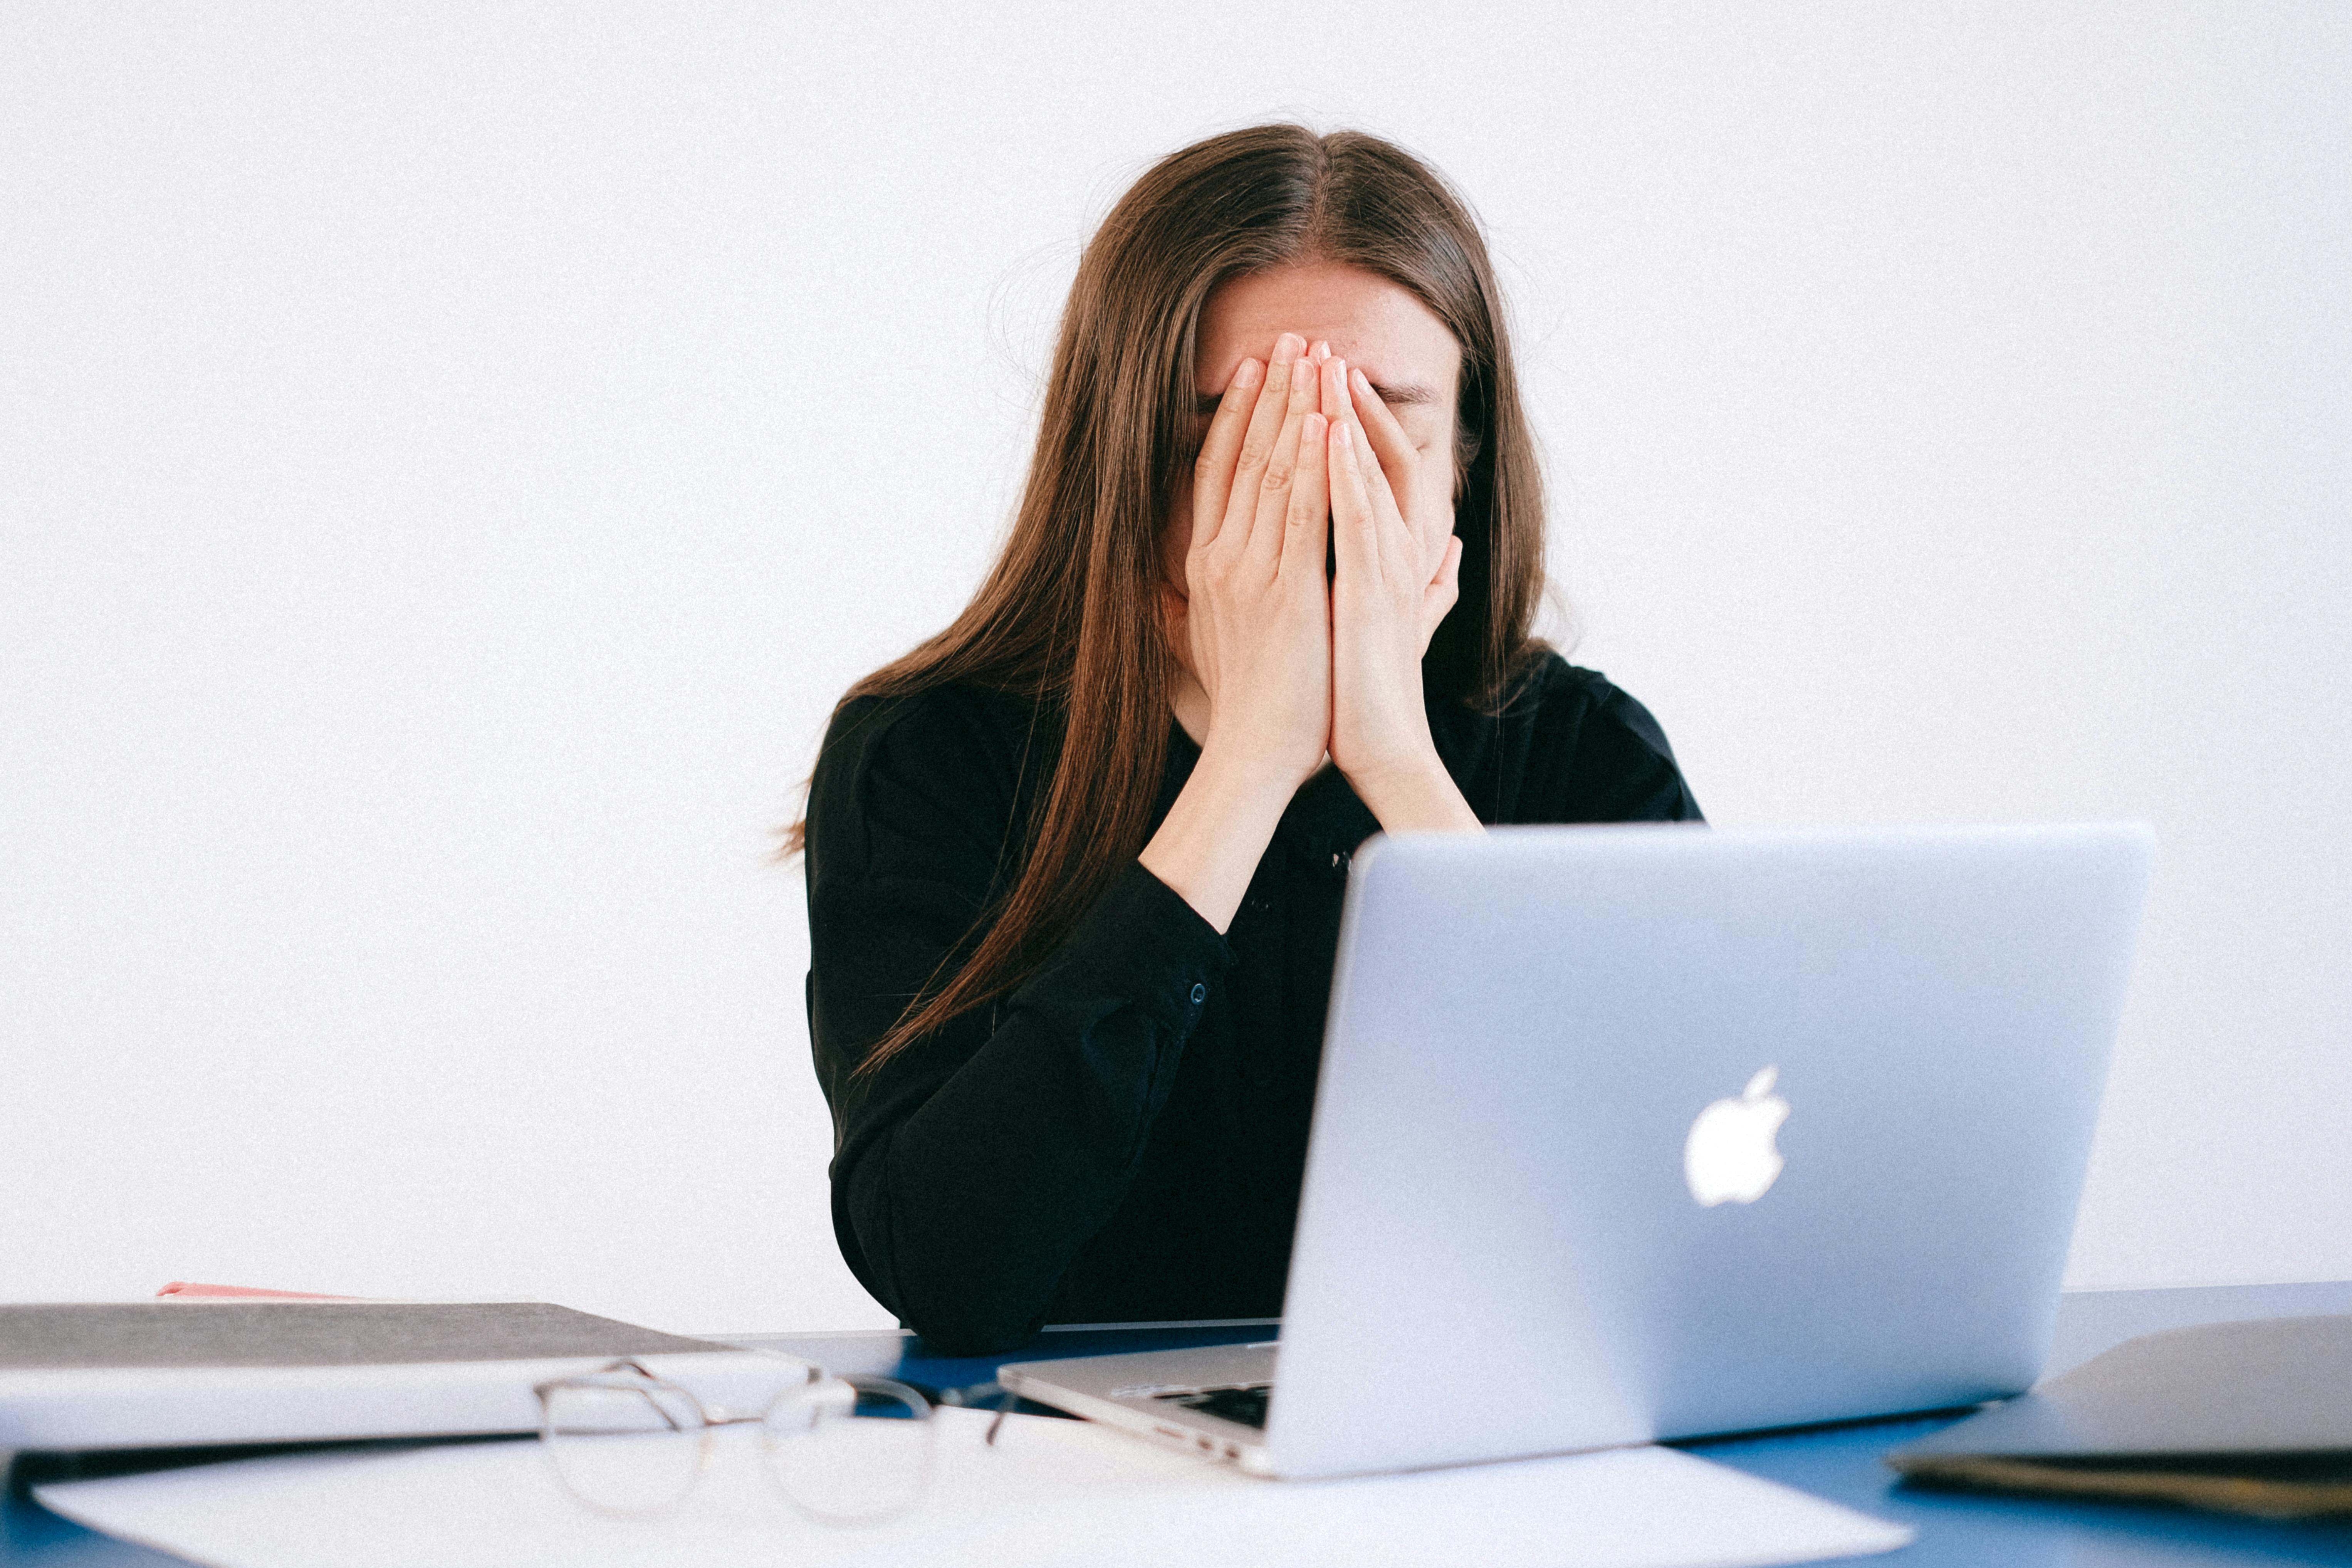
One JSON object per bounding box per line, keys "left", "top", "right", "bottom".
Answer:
{"left": 9, "top": 1281, "right": 2352, "bottom": 1566}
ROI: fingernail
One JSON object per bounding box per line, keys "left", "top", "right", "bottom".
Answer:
{"left": 1304, "top": 412, "right": 1326, "bottom": 442}
{"left": 1234, "top": 358, "right": 1263, "bottom": 389}
{"left": 1333, "top": 420, "right": 1353, "bottom": 448}
{"left": 1291, "top": 355, "right": 1313, "bottom": 388}
{"left": 1311, "top": 340, "right": 1331, "bottom": 361}
{"left": 1351, "top": 368, "right": 1372, "bottom": 394}
{"left": 1274, "top": 332, "right": 1304, "bottom": 360}
{"left": 1329, "top": 357, "right": 1348, "bottom": 391}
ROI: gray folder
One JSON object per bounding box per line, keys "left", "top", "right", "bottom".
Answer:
{"left": 1886, "top": 1315, "right": 2352, "bottom": 1519}
{"left": 0, "top": 1301, "right": 768, "bottom": 1449}
{"left": 0, "top": 1301, "right": 732, "bottom": 1370}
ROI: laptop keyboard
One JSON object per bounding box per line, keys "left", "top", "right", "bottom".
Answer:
{"left": 1155, "top": 1382, "right": 1271, "bottom": 1429}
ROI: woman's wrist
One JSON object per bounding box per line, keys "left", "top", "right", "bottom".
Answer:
{"left": 1344, "top": 749, "right": 1482, "bottom": 836}
{"left": 1194, "top": 727, "right": 1318, "bottom": 805}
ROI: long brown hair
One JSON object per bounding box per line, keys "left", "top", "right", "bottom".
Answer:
{"left": 792, "top": 123, "right": 1550, "bottom": 1074}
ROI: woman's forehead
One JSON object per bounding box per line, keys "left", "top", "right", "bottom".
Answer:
{"left": 1194, "top": 261, "right": 1461, "bottom": 404}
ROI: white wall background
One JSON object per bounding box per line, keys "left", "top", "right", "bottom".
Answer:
{"left": 3, "top": 3, "right": 2345, "bottom": 1334}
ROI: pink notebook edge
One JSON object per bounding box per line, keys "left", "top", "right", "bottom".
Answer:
{"left": 155, "top": 1282, "right": 366, "bottom": 1301}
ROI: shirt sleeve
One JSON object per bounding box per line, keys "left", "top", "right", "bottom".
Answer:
{"left": 1524, "top": 661, "right": 1706, "bottom": 824}
{"left": 803, "top": 691, "right": 1232, "bottom": 1354}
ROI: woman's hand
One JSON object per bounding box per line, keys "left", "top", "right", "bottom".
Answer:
{"left": 1321, "top": 353, "right": 1481, "bottom": 834}
{"left": 1176, "top": 332, "right": 1334, "bottom": 793}
{"left": 1141, "top": 332, "right": 1336, "bottom": 931}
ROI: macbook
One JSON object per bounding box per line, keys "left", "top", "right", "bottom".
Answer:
{"left": 999, "top": 823, "right": 2153, "bottom": 1479}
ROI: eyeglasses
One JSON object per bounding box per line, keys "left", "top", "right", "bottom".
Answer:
{"left": 534, "top": 1358, "right": 937, "bottom": 1524}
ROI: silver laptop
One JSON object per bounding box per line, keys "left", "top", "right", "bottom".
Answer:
{"left": 999, "top": 822, "right": 2152, "bottom": 1479}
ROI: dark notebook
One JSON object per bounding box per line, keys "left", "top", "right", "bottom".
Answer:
{"left": 1887, "top": 1314, "right": 2352, "bottom": 1519}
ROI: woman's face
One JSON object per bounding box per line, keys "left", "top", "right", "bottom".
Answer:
{"left": 1163, "top": 260, "right": 1464, "bottom": 597}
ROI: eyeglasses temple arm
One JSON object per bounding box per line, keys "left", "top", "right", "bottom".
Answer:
{"left": 985, "top": 1388, "right": 1016, "bottom": 1447}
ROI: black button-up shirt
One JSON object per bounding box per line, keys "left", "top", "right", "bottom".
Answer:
{"left": 804, "top": 654, "right": 1702, "bottom": 1353}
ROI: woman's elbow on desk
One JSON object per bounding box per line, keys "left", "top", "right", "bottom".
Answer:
{"left": 897, "top": 1297, "right": 1049, "bottom": 1358}
{"left": 831, "top": 1154, "right": 1059, "bottom": 1357}
{"left": 851, "top": 1232, "right": 1050, "bottom": 1355}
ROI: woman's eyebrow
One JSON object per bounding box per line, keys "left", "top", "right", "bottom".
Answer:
{"left": 1364, "top": 379, "right": 1438, "bottom": 408}
{"left": 1195, "top": 382, "right": 1438, "bottom": 413}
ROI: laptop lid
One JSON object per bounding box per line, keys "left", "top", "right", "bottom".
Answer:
{"left": 1266, "top": 822, "right": 2152, "bottom": 1479}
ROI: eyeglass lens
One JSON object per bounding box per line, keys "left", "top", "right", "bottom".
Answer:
{"left": 764, "top": 1377, "right": 934, "bottom": 1523}
{"left": 541, "top": 1380, "right": 707, "bottom": 1514}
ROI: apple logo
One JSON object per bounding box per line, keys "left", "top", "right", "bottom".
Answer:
{"left": 1683, "top": 1066, "right": 1790, "bottom": 1207}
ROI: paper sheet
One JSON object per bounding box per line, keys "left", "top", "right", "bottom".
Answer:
{"left": 36, "top": 1408, "right": 1914, "bottom": 1568}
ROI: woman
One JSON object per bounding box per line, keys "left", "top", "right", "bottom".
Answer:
{"left": 796, "top": 125, "right": 1701, "bottom": 1355}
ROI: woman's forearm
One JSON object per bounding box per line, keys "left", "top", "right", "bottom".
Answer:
{"left": 1138, "top": 739, "right": 1297, "bottom": 933}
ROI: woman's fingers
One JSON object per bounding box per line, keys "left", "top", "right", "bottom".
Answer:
{"left": 1188, "top": 355, "right": 1265, "bottom": 550}
{"left": 1420, "top": 533, "right": 1464, "bottom": 651}
{"left": 1346, "top": 366, "right": 1415, "bottom": 479}
{"left": 1219, "top": 333, "right": 1308, "bottom": 548}
{"left": 1328, "top": 418, "right": 1382, "bottom": 581}
{"left": 1328, "top": 361, "right": 1420, "bottom": 576}
{"left": 1345, "top": 367, "right": 1424, "bottom": 551}
{"left": 1321, "top": 357, "right": 1395, "bottom": 548}
{"left": 1241, "top": 346, "right": 1320, "bottom": 572}
{"left": 1319, "top": 353, "right": 1357, "bottom": 448}
{"left": 1281, "top": 413, "right": 1330, "bottom": 584}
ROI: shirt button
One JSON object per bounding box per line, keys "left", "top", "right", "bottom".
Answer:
{"left": 1330, "top": 851, "right": 1346, "bottom": 870}
{"left": 1190, "top": 982, "right": 1207, "bottom": 1004}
